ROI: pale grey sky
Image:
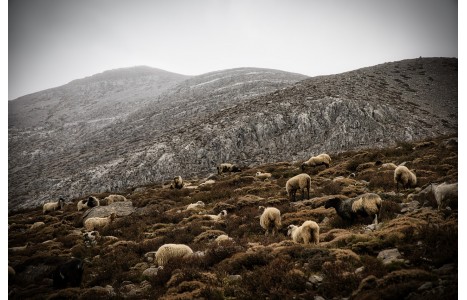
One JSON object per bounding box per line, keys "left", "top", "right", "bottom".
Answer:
{"left": 8, "top": 0, "right": 458, "bottom": 100}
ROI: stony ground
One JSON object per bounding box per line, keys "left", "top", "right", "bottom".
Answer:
{"left": 8, "top": 135, "right": 457, "bottom": 299}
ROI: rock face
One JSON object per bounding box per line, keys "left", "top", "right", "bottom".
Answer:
{"left": 8, "top": 58, "right": 457, "bottom": 211}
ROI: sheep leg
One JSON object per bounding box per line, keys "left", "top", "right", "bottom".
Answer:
{"left": 373, "top": 214, "right": 378, "bottom": 225}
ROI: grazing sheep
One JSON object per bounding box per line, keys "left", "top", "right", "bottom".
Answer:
{"left": 52, "top": 258, "right": 84, "bottom": 289}
{"left": 286, "top": 173, "right": 312, "bottom": 201}
{"left": 256, "top": 171, "right": 272, "bottom": 181}
{"left": 259, "top": 206, "right": 282, "bottom": 236}
{"left": 394, "top": 166, "right": 417, "bottom": 192}
{"left": 77, "top": 196, "right": 100, "bottom": 211}
{"left": 155, "top": 243, "right": 194, "bottom": 267}
{"left": 324, "top": 193, "right": 382, "bottom": 225}
{"left": 186, "top": 201, "right": 205, "bottom": 210}
{"left": 287, "top": 220, "right": 320, "bottom": 245}
{"left": 170, "top": 176, "right": 184, "bottom": 189}
{"left": 432, "top": 182, "right": 458, "bottom": 210}
{"left": 43, "top": 197, "right": 65, "bottom": 214}
{"left": 301, "top": 153, "right": 331, "bottom": 171}
{"left": 103, "top": 194, "right": 128, "bottom": 205}
{"left": 217, "top": 163, "right": 241, "bottom": 175}
{"left": 84, "top": 213, "right": 116, "bottom": 231}
{"left": 206, "top": 210, "right": 228, "bottom": 221}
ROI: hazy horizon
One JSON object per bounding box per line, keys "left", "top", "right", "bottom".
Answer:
{"left": 9, "top": 0, "right": 458, "bottom": 100}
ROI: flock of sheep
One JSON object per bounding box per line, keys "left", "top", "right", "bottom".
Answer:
{"left": 36, "top": 152, "right": 457, "bottom": 289}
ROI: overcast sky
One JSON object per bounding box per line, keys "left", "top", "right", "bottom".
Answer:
{"left": 8, "top": 0, "right": 458, "bottom": 100}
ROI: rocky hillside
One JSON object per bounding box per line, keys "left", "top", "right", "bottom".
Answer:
{"left": 8, "top": 58, "right": 457, "bottom": 211}
{"left": 8, "top": 136, "right": 458, "bottom": 299}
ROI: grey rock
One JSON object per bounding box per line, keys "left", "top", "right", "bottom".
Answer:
{"left": 377, "top": 248, "right": 405, "bottom": 265}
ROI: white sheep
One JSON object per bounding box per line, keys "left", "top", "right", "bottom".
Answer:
{"left": 186, "top": 201, "right": 205, "bottom": 210}
{"left": 324, "top": 193, "right": 382, "bottom": 225}
{"left": 205, "top": 210, "right": 228, "bottom": 221}
{"left": 170, "top": 176, "right": 184, "bottom": 189}
{"left": 77, "top": 196, "right": 100, "bottom": 211}
{"left": 255, "top": 171, "right": 272, "bottom": 181}
{"left": 103, "top": 194, "right": 128, "bottom": 205}
{"left": 217, "top": 163, "right": 241, "bottom": 175}
{"left": 394, "top": 165, "right": 417, "bottom": 192}
{"left": 155, "top": 243, "right": 194, "bottom": 267}
{"left": 259, "top": 206, "right": 281, "bottom": 236}
{"left": 432, "top": 182, "right": 458, "bottom": 210}
{"left": 286, "top": 173, "right": 312, "bottom": 201}
{"left": 378, "top": 163, "right": 398, "bottom": 170}
{"left": 43, "top": 197, "right": 65, "bottom": 214}
{"left": 301, "top": 153, "right": 331, "bottom": 171}
{"left": 287, "top": 220, "right": 320, "bottom": 245}
{"left": 214, "top": 234, "right": 233, "bottom": 243}
{"left": 84, "top": 213, "right": 117, "bottom": 231}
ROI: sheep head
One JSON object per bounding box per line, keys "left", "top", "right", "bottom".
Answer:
{"left": 287, "top": 225, "right": 297, "bottom": 237}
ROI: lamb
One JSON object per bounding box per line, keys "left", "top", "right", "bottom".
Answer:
{"left": 103, "top": 194, "right": 128, "bottom": 205}
{"left": 52, "top": 258, "right": 84, "bottom": 289}
{"left": 205, "top": 210, "right": 228, "bottom": 221}
{"left": 186, "top": 201, "right": 205, "bottom": 210}
{"left": 155, "top": 243, "right": 194, "bottom": 267}
{"left": 84, "top": 213, "right": 117, "bottom": 231}
{"left": 432, "top": 182, "right": 458, "bottom": 210}
{"left": 77, "top": 196, "right": 100, "bottom": 211}
{"left": 43, "top": 197, "right": 65, "bottom": 214}
{"left": 259, "top": 206, "right": 282, "bottom": 236}
{"left": 255, "top": 171, "right": 272, "bottom": 181}
{"left": 286, "top": 173, "right": 311, "bottom": 201}
{"left": 217, "top": 163, "right": 241, "bottom": 175}
{"left": 324, "top": 193, "right": 382, "bottom": 225}
{"left": 287, "top": 220, "right": 320, "bottom": 245}
{"left": 301, "top": 153, "right": 331, "bottom": 171}
{"left": 170, "top": 176, "right": 184, "bottom": 189}
{"left": 394, "top": 165, "right": 417, "bottom": 192}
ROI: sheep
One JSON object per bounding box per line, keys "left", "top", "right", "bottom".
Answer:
{"left": 214, "top": 234, "right": 233, "bottom": 243}
{"left": 378, "top": 163, "right": 398, "bottom": 170}
{"left": 155, "top": 243, "right": 194, "bottom": 267}
{"left": 83, "top": 231, "right": 101, "bottom": 246}
{"left": 217, "top": 163, "right": 241, "bottom": 175}
{"left": 205, "top": 210, "right": 228, "bottom": 221}
{"left": 301, "top": 153, "right": 331, "bottom": 171}
{"left": 77, "top": 196, "right": 100, "bottom": 211}
{"left": 170, "top": 176, "right": 184, "bottom": 189}
{"left": 287, "top": 220, "right": 320, "bottom": 245}
{"left": 103, "top": 194, "right": 128, "bottom": 205}
{"left": 324, "top": 193, "right": 382, "bottom": 225}
{"left": 432, "top": 182, "right": 458, "bottom": 210}
{"left": 84, "top": 213, "right": 116, "bottom": 231}
{"left": 186, "top": 201, "right": 205, "bottom": 210}
{"left": 255, "top": 171, "right": 272, "bottom": 181}
{"left": 394, "top": 165, "right": 417, "bottom": 192}
{"left": 43, "top": 197, "right": 65, "bottom": 214}
{"left": 52, "top": 258, "right": 84, "bottom": 289}
{"left": 286, "top": 173, "right": 311, "bottom": 201}
{"left": 259, "top": 206, "right": 281, "bottom": 236}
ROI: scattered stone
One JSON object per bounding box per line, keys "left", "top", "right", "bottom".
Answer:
{"left": 377, "top": 248, "right": 405, "bottom": 265}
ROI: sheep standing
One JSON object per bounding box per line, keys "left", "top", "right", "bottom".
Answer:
{"left": 256, "top": 171, "right": 272, "bottom": 181}
{"left": 43, "top": 197, "right": 65, "bottom": 214}
{"left": 103, "top": 194, "right": 128, "bottom": 205}
{"left": 287, "top": 220, "right": 320, "bottom": 245}
{"left": 301, "top": 153, "right": 331, "bottom": 171}
{"left": 259, "top": 206, "right": 281, "bottom": 236}
{"left": 155, "top": 244, "right": 194, "bottom": 267}
{"left": 324, "top": 193, "right": 382, "bottom": 225}
{"left": 432, "top": 182, "right": 458, "bottom": 210}
{"left": 286, "top": 173, "right": 311, "bottom": 201}
{"left": 77, "top": 196, "right": 100, "bottom": 211}
{"left": 84, "top": 213, "right": 116, "bottom": 231}
{"left": 217, "top": 163, "right": 241, "bottom": 175}
{"left": 394, "top": 166, "right": 417, "bottom": 192}
{"left": 170, "top": 176, "right": 184, "bottom": 189}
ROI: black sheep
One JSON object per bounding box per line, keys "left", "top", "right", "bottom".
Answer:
{"left": 52, "top": 258, "right": 84, "bottom": 289}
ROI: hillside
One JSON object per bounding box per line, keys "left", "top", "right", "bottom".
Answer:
{"left": 8, "top": 135, "right": 458, "bottom": 299}
{"left": 8, "top": 58, "right": 457, "bottom": 211}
